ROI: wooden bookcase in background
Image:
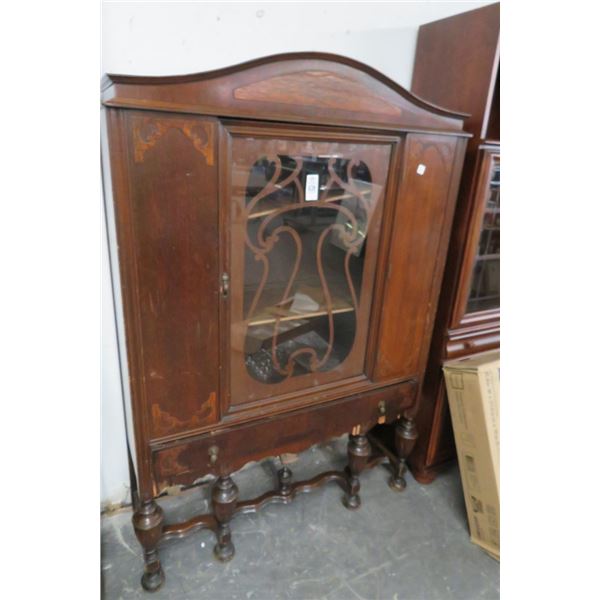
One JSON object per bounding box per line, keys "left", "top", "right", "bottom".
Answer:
{"left": 408, "top": 2, "right": 500, "bottom": 482}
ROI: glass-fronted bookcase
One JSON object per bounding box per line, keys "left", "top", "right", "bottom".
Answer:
{"left": 466, "top": 155, "right": 500, "bottom": 314}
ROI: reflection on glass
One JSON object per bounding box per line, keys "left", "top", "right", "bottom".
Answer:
{"left": 231, "top": 141, "right": 386, "bottom": 387}
{"left": 467, "top": 162, "right": 500, "bottom": 313}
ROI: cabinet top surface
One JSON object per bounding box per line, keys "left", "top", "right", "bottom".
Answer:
{"left": 102, "top": 52, "right": 469, "bottom": 134}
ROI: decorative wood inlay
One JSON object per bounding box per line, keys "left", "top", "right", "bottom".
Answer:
{"left": 153, "top": 446, "right": 188, "bottom": 478}
{"left": 133, "top": 116, "right": 214, "bottom": 164}
{"left": 409, "top": 139, "right": 454, "bottom": 173}
{"left": 234, "top": 70, "right": 403, "bottom": 116}
{"left": 151, "top": 397, "right": 217, "bottom": 438}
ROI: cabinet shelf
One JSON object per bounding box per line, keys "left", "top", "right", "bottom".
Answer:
{"left": 248, "top": 305, "right": 354, "bottom": 327}
{"left": 246, "top": 279, "right": 355, "bottom": 327}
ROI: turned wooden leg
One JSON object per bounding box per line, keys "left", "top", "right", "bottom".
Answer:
{"left": 212, "top": 475, "right": 239, "bottom": 562}
{"left": 389, "top": 417, "right": 418, "bottom": 492}
{"left": 132, "top": 500, "right": 165, "bottom": 592}
{"left": 278, "top": 466, "right": 293, "bottom": 497}
{"left": 342, "top": 434, "right": 371, "bottom": 510}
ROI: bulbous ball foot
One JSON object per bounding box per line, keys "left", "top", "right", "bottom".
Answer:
{"left": 214, "top": 540, "right": 235, "bottom": 563}
{"left": 141, "top": 567, "right": 165, "bottom": 593}
{"left": 342, "top": 494, "right": 361, "bottom": 510}
{"left": 388, "top": 474, "right": 406, "bottom": 492}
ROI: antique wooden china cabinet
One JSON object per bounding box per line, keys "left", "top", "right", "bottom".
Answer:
{"left": 102, "top": 53, "right": 468, "bottom": 591}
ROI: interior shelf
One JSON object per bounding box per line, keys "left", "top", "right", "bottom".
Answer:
{"left": 246, "top": 279, "right": 355, "bottom": 327}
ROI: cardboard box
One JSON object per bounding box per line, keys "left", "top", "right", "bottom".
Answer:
{"left": 443, "top": 350, "right": 500, "bottom": 560}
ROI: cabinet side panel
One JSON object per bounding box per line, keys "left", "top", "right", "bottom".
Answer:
{"left": 373, "top": 134, "right": 462, "bottom": 382}
{"left": 115, "top": 110, "right": 220, "bottom": 442}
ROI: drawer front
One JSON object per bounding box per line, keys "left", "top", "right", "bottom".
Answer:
{"left": 446, "top": 326, "right": 500, "bottom": 360}
{"left": 151, "top": 380, "right": 416, "bottom": 494}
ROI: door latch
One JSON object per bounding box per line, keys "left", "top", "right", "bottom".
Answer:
{"left": 221, "top": 273, "right": 230, "bottom": 298}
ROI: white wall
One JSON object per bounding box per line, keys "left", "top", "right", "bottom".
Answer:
{"left": 101, "top": 0, "right": 494, "bottom": 507}
{"left": 101, "top": 200, "right": 130, "bottom": 508}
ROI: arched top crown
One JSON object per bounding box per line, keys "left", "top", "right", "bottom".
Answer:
{"left": 102, "top": 52, "right": 468, "bottom": 133}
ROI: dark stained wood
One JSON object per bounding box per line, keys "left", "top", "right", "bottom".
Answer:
{"left": 390, "top": 417, "right": 418, "bottom": 491}
{"left": 162, "top": 512, "right": 216, "bottom": 543}
{"left": 224, "top": 130, "right": 391, "bottom": 412}
{"left": 103, "top": 52, "right": 468, "bottom": 590}
{"left": 102, "top": 52, "right": 467, "bottom": 134}
{"left": 277, "top": 466, "right": 293, "bottom": 496}
{"left": 411, "top": 3, "right": 499, "bottom": 140}
{"left": 236, "top": 470, "right": 349, "bottom": 515}
{"left": 107, "top": 109, "right": 221, "bottom": 445}
{"left": 105, "top": 107, "right": 155, "bottom": 500}
{"left": 151, "top": 381, "right": 416, "bottom": 491}
{"left": 485, "top": 68, "right": 500, "bottom": 142}
{"left": 343, "top": 434, "right": 371, "bottom": 509}
{"left": 446, "top": 320, "right": 500, "bottom": 359}
{"left": 155, "top": 468, "right": 351, "bottom": 550}
{"left": 372, "top": 133, "right": 466, "bottom": 381}
{"left": 451, "top": 150, "right": 500, "bottom": 326}
{"left": 132, "top": 500, "right": 165, "bottom": 592}
{"left": 212, "top": 476, "right": 239, "bottom": 562}
{"left": 403, "top": 6, "right": 501, "bottom": 482}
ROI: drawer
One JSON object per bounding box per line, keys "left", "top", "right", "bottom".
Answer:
{"left": 446, "top": 326, "right": 500, "bottom": 360}
{"left": 151, "top": 380, "right": 417, "bottom": 493}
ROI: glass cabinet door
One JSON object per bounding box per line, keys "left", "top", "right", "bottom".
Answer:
{"left": 466, "top": 157, "right": 500, "bottom": 314}
{"left": 228, "top": 135, "right": 392, "bottom": 406}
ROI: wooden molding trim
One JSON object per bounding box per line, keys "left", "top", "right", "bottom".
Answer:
{"left": 102, "top": 52, "right": 468, "bottom": 133}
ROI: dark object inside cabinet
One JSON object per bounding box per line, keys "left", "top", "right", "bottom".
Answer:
{"left": 102, "top": 53, "right": 468, "bottom": 591}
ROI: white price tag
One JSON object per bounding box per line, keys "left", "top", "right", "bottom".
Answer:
{"left": 305, "top": 174, "right": 319, "bottom": 201}
{"left": 416, "top": 164, "right": 427, "bottom": 176}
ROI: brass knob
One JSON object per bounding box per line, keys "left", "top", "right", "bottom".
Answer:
{"left": 208, "top": 445, "right": 219, "bottom": 465}
{"left": 378, "top": 401, "right": 386, "bottom": 415}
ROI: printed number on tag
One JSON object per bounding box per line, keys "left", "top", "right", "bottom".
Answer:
{"left": 305, "top": 174, "right": 319, "bottom": 201}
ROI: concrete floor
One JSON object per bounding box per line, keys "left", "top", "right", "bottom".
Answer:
{"left": 101, "top": 437, "right": 499, "bottom": 599}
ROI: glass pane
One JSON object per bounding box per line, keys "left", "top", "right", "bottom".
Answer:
{"left": 466, "top": 161, "right": 500, "bottom": 313}
{"left": 229, "top": 137, "right": 391, "bottom": 404}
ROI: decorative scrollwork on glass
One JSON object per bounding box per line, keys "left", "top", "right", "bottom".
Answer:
{"left": 240, "top": 152, "right": 375, "bottom": 384}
